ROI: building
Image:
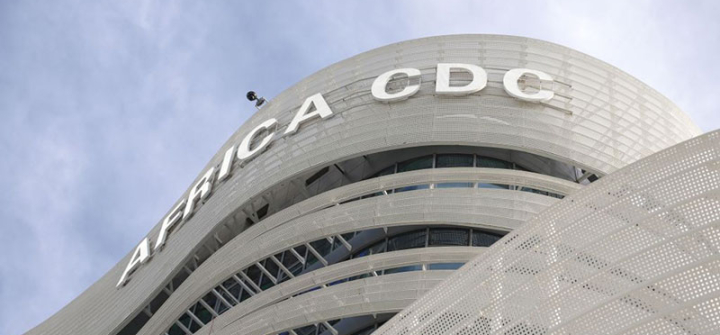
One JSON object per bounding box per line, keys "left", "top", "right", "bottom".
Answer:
{"left": 29, "top": 34, "right": 708, "bottom": 335}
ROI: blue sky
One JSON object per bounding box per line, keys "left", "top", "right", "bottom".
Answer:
{"left": 1, "top": 1, "right": 719, "bottom": 334}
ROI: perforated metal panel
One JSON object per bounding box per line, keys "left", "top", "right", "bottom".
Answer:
{"left": 374, "top": 130, "right": 720, "bottom": 335}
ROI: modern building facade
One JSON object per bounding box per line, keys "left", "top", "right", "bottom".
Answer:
{"left": 29, "top": 35, "right": 706, "bottom": 335}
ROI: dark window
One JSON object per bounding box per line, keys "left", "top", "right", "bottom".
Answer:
{"left": 353, "top": 247, "right": 370, "bottom": 259}
{"left": 520, "top": 187, "right": 548, "bottom": 196}
{"left": 478, "top": 183, "right": 509, "bottom": 189}
{"left": 383, "top": 264, "right": 422, "bottom": 275}
{"left": 168, "top": 324, "right": 185, "bottom": 335}
{"left": 255, "top": 204, "right": 269, "bottom": 220}
{"left": 394, "top": 184, "right": 430, "bottom": 193}
{"left": 370, "top": 165, "right": 396, "bottom": 179}
{"left": 397, "top": 155, "right": 433, "bottom": 172}
{"left": 245, "top": 265, "right": 262, "bottom": 286}
{"left": 310, "top": 239, "right": 332, "bottom": 258}
{"left": 370, "top": 239, "right": 387, "bottom": 255}
{"left": 472, "top": 231, "right": 503, "bottom": 247}
{"left": 436, "top": 182, "right": 474, "bottom": 188}
{"left": 476, "top": 156, "right": 512, "bottom": 169}
{"left": 429, "top": 228, "right": 469, "bottom": 246}
{"left": 436, "top": 154, "right": 473, "bottom": 168}
{"left": 428, "top": 262, "right": 465, "bottom": 270}
{"left": 305, "top": 166, "right": 329, "bottom": 186}
{"left": 387, "top": 230, "right": 427, "bottom": 251}
{"left": 222, "top": 278, "right": 241, "bottom": 300}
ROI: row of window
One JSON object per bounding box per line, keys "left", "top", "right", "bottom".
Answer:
{"left": 368, "top": 154, "right": 530, "bottom": 179}
{"left": 165, "top": 227, "right": 501, "bottom": 335}
{"left": 128, "top": 150, "right": 583, "bottom": 335}
{"left": 294, "top": 262, "right": 465, "bottom": 297}
{"left": 277, "top": 315, "right": 389, "bottom": 335}
{"left": 339, "top": 182, "right": 565, "bottom": 205}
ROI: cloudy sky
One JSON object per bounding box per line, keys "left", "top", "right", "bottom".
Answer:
{"left": 1, "top": 1, "right": 719, "bottom": 334}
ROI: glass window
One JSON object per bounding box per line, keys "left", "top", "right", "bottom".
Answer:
{"left": 520, "top": 187, "right": 549, "bottom": 196}
{"left": 428, "top": 262, "right": 465, "bottom": 270}
{"left": 168, "top": 324, "right": 185, "bottom": 335}
{"left": 472, "top": 231, "right": 503, "bottom": 247}
{"left": 370, "top": 165, "right": 395, "bottom": 179}
{"left": 259, "top": 260, "right": 276, "bottom": 290}
{"left": 476, "top": 156, "right": 512, "bottom": 169}
{"left": 305, "top": 251, "right": 319, "bottom": 269}
{"left": 239, "top": 285, "right": 252, "bottom": 302}
{"left": 394, "top": 184, "right": 430, "bottom": 193}
{"left": 352, "top": 247, "right": 370, "bottom": 259}
{"left": 383, "top": 264, "right": 422, "bottom": 275}
{"left": 349, "top": 272, "right": 372, "bottom": 281}
{"left": 387, "top": 230, "right": 427, "bottom": 251}
{"left": 295, "top": 324, "right": 318, "bottom": 335}
{"left": 436, "top": 182, "right": 474, "bottom": 188}
{"left": 341, "top": 232, "right": 356, "bottom": 241}
{"left": 478, "top": 183, "right": 510, "bottom": 189}
{"left": 178, "top": 313, "right": 194, "bottom": 331}
{"left": 397, "top": 155, "right": 433, "bottom": 173}
{"left": 361, "top": 191, "right": 383, "bottom": 199}
{"left": 263, "top": 258, "right": 280, "bottom": 279}
{"left": 215, "top": 286, "right": 237, "bottom": 307}
{"left": 436, "top": 154, "right": 473, "bottom": 168}
{"left": 222, "top": 278, "right": 241, "bottom": 300}
{"left": 191, "top": 301, "right": 213, "bottom": 324}
{"left": 370, "top": 239, "right": 387, "bottom": 255}
{"left": 282, "top": 250, "right": 303, "bottom": 277}
{"left": 429, "top": 228, "right": 470, "bottom": 246}
{"left": 310, "top": 239, "right": 332, "bottom": 258}
{"left": 203, "top": 292, "right": 227, "bottom": 314}
{"left": 245, "top": 265, "right": 262, "bottom": 286}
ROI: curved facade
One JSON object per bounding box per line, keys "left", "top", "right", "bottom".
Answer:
{"left": 374, "top": 130, "right": 720, "bottom": 335}
{"left": 29, "top": 34, "right": 702, "bottom": 335}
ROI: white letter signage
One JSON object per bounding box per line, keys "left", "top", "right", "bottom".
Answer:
{"left": 435, "top": 63, "right": 487, "bottom": 96}
{"left": 117, "top": 238, "right": 151, "bottom": 287}
{"left": 371, "top": 68, "right": 422, "bottom": 102}
{"left": 503, "top": 68, "right": 555, "bottom": 103}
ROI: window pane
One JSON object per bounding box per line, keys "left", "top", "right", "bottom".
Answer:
{"left": 352, "top": 247, "right": 370, "bottom": 259}
{"left": 397, "top": 155, "right": 433, "bottom": 172}
{"left": 520, "top": 187, "right": 549, "bottom": 196}
{"left": 472, "top": 231, "right": 503, "bottom": 247}
{"left": 478, "top": 183, "right": 509, "bottom": 189}
{"left": 168, "top": 324, "right": 185, "bottom": 335}
{"left": 370, "top": 239, "right": 387, "bottom": 255}
{"left": 370, "top": 165, "right": 395, "bottom": 179}
{"left": 387, "top": 230, "right": 426, "bottom": 251}
{"left": 436, "top": 182, "right": 473, "bottom": 189}
{"left": 428, "top": 262, "right": 465, "bottom": 270}
{"left": 476, "top": 156, "right": 512, "bottom": 169}
{"left": 383, "top": 264, "right": 422, "bottom": 274}
{"left": 310, "top": 239, "right": 332, "bottom": 258}
{"left": 191, "top": 301, "right": 212, "bottom": 324}
{"left": 429, "top": 228, "right": 469, "bottom": 246}
{"left": 436, "top": 154, "right": 473, "bottom": 168}
{"left": 245, "top": 265, "right": 262, "bottom": 286}
{"left": 394, "top": 184, "right": 430, "bottom": 193}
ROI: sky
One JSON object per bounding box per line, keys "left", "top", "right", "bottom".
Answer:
{"left": 1, "top": 1, "right": 719, "bottom": 334}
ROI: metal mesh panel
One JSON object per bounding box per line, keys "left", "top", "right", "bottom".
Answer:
{"left": 375, "top": 130, "right": 720, "bottom": 335}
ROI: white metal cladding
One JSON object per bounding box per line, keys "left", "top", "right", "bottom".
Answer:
{"left": 28, "top": 35, "right": 701, "bottom": 335}
{"left": 373, "top": 130, "right": 720, "bottom": 335}
{"left": 191, "top": 247, "right": 483, "bottom": 335}
{"left": 197, "top": 271, "right": 454, "bottom": 335}
{"left": 139, "top": 188, "right": 557, "bottom": 334}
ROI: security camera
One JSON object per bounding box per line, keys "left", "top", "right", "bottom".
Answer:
{"left": 246, "top": 91, "right": 266, "bottom": 109}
